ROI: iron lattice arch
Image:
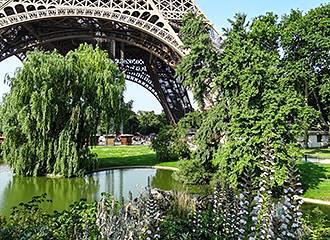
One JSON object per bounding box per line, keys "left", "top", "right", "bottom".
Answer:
{"left": 0, "top": 0, "right": 209, "bottom": 123}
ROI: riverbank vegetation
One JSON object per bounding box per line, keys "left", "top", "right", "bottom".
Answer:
{"left": 173, "top": 4, "right": 330, "bottom": 186}
{"left": 0, "top": 2, "right": 329, "bottom": 240}
{"left": 0, "top": 188, "right": 329, "bottom": 240}
{"left": 92, "top": 146, "right": 330, "bottom": 202}
{"left": 0, "top": 45, "right": 125, "bottom": 177}
{"left": 150, "top": 3, "right": 329, "bottom": 238}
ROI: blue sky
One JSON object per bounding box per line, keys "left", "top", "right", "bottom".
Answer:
{"left": 0, "top": 0, "right": 328, "bottom": 112}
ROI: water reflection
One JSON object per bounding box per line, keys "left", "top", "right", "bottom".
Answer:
{"left": 1, "top": 164, "right": 329, "bottom": 220}
{"left": 90, "top": 168, "right": 158, "bottom": 201}
{"left": 0, "top": 172, "right": 99, "bottom": 216}
{"left": 0, "top": 165, "right": 182, "bottom": 216}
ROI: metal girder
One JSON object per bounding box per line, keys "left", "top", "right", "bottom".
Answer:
{"left": 0, "top": 0, "right": 207, "bottom": 123}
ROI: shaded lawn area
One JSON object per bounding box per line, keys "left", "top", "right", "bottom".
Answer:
{"left": 91, "top": 145, "right": 178, "bottom": 169}
{"left": 299, "top": 162, "right": 330, "bottom": 201}
{"left": 303, "top": 147, "right": 330, "bottom": 159}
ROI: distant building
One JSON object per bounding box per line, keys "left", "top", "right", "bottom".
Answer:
{"left": 298, "top": 131, "right": 329, "bottom": 148}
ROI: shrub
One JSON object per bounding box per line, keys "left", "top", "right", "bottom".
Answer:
{"left": 0, "top": 194, "right": 99, "bottom": 240}
{"left": 0, "top": 194, "right": 55, "bottom": 240}
{"left": 0, "top": 182, "right": 310, "bottom": 240}
{"left": 151, "top": 125, "right": 190, "bottom": 163}
{"left": 175, "top": 158, "right": 213, "bottom": 185}
{"left": 303, "top": 207, "right": 330, "bottom": 240}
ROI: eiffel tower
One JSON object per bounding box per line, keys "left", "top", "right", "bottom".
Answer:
{"left": 0, "top": 0, "right": 212, "bottom": 123}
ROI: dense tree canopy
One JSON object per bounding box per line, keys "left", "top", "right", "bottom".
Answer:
{"left": 177, "top": 12, "right": 220, "bottom": 109}
{"left": 169, "top": 7, "right": 329, "bottom": 238}
{"left": 136, "top": 111, "right": 168, "bottom": 135}
{"left": 98, "top": 99, "right": 139, "bottom": 134}
{"left": 1, "top": 44, "right": 125, "bottom": 177}
{"left": 175, "top": 5, "right": 330, "bottom": 187}
{"left": 281, "top": 4, "right": 330, "bottom": 136}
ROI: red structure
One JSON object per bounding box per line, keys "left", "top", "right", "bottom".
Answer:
{"left": 120, "top": 134, "right": 133, "bottom": 145}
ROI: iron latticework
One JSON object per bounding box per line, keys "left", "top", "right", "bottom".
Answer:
{"left": 0, "top": 0, "right": 211, "bottom": 123}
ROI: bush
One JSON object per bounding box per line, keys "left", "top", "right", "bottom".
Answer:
{"left": 0, "top": 194, "right": 55, "bottom": 240}
{"left": 151, "top": 125, "right": 190, "bottom": 163}
{"left": 0, "top": 194, "right": 99, "bottom": 240}
{"left": 0, "top": 183, "right": 311, "bottom": 240}
{"left": 303, "top": 207, "right": 330, "bottom": 240}
{"left": 174, "top": 158, "right": 213, "bottom": 185}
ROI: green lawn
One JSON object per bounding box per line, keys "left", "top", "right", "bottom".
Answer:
{"left": 303, "top": 147, "right": 330, "bottom": 159}
{"left": 299, "top": 162, "right": 330, "bottom": 201}
{"left": 91, "top": 145, "right": 178, "bottom": 169}
{"left": 155, "top": 161, "right": 179, "bottom": 168}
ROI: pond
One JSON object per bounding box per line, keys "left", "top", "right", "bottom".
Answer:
{"left": 0, "top": 163, "right": 329, "bottom": 219}
{"left": 0, "top": 163, "right": 205, "bottom": 216}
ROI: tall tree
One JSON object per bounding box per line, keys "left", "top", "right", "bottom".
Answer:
{"left": 281, "top": 4, "right": 330, "bottom": 145}
{"left": 175, "top": 11, "right": 317, "bottom": 239}
{"left": 1, "top": 44, "right": 125, "bottom": 177}
{"left": 213, "top": 12, "right": 314, "bottom": 186}
{"left": 176, "top": 11, "right": 316, "bottom": 188}
{"left": 176, "top": 12, "right": 220, "bottom": 109}
{"left": 99, "top": 100, "right": 139, "bottom": 134}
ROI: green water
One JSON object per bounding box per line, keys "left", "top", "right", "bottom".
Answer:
{"left": 0, "top": 164, "right": 188, "bottom": 216}
{"left": 1, "top": 163, "right": 329, "bottom": 219}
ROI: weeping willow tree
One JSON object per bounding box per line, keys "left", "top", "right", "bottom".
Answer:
{"left": 1, "top": 44, "right": 125, "bottom": 177}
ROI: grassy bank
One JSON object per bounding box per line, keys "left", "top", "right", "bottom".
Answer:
{"left": 91, "top": 145, "right": 178, "bottom": 169}
{"left": 303, "top": 147, "right": 330, "bottom": 159}
{"left": 91, "top": 146, "right": 330, "bottom": 200}
{"left": 300, "top": 162, "right": 330, "bottom": 201}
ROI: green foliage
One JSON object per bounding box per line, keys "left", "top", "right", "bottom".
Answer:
{"left": 136, "top": 111, "right": 168, "bottom": 135}
{"left": 212, "top": 11, "right": 314, "bottom": 186}
{"left": 159, "top": 216, "right": 191, "bottom": 240}
{"left": 121, "top": 100, "right": 140, "bottom": 134}
{"left": 51, "top": 200, "right": 99, "bottom": 239}
{"left": 176, "top": 104, "right": 226, "bottom": 185}
{"left": 152, "top": 111, "right": 204, "bottom": 181}
{"left": 303, "top": 207, "right": 330, "bottom": 240}
{"left": 1, "top": 44, "right": 125, "bottom": 177}
{"left": 0, "top": 194, "right": 99, "bottom": 240}
{"left": 0, "top": 187, "right": 318, "bottom": 240}
{"left": 151, "top": 125, "right": 190, "bottom": 163}
{"left": 177, "top": 10, "right": 322, "bottom": 189}
{"left": 99, "top": 100, "right": 139, "bottom": 134}
{"left": 175, "top": 158, "right": 213, "bottom": 185}
{"left": 175, "top": 111, "right": 204, "bottom": 136}
{"left": 0, "top": 194, "right": 55, "bottom": 240}
{"left": 281, "top": 4, "right": 330, "bottom": 137}
{"left": 177, "top": 12, "right": 220, "bottom": 109}
{"left": 0, "top": 216, "right": 6, "bottom": 228}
